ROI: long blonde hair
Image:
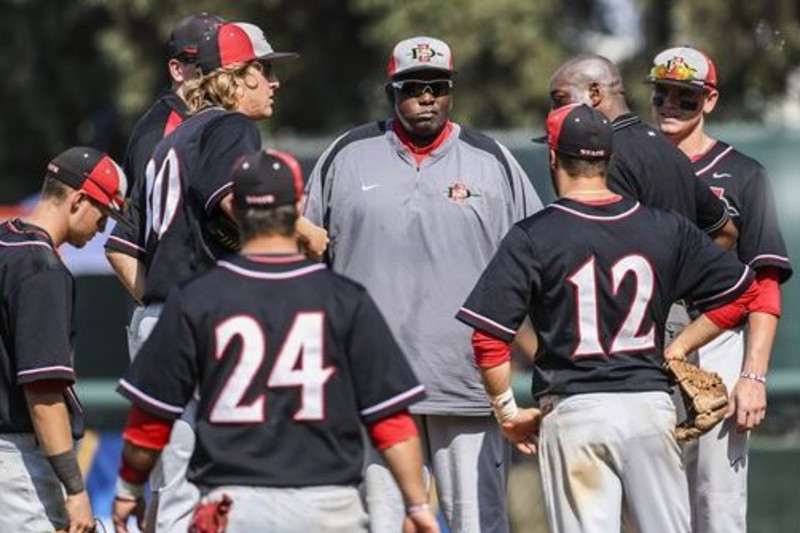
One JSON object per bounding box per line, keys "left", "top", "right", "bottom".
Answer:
{"left": 182, "top": 61, "right": 261, "bottom": 114}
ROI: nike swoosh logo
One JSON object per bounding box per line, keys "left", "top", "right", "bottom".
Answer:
{"left": 712, "top": 172, "right": 731, "bottom": 179}
{"left": 361, "top": 184, "right": 381, "bottom": 192}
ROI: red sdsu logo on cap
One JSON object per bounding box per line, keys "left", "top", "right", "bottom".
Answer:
{"left": 445, "top": 181, "right": 480, "bottom": 204}
{"left": 411, "top": 44, "right": 440, "bottom": 63}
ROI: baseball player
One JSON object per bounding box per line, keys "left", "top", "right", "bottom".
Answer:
{"left": 304, "top": 36, "right": 542, "bottom": 532}
{"left": 647, "top": 46, "right": 793, "bottom": 533}
{"left": 0, "top": 147, "right": 128, "bottom": 533}
{"left": 110, "top": 149, "right": 438, "bottom": 533}
{"left": 104, "top": 21, "right": 326, "bottom": 532}
{"left": 457, "top": 104, "right": 766, "bottom": 533}
{"left": 544, "top": 54, "right": 738, "bottom": 248}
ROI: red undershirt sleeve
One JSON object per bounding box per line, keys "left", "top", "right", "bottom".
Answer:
{"left": 367, "top": 410, "right": 418, "bottom": 451}
{"left": 472, "top": 329, "right": 512, "bottom": 369}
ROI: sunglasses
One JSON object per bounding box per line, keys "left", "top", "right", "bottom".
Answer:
{"left": 651, "top": 94, "right": 700, "bottom": 111}
{"left": 390, "top": 79, "right": 453, "bottom": 98}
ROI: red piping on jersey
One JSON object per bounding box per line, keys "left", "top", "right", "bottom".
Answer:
{"left": 549, "top": 202, "right": 640, "bottom": 222}
{"left": 245, "top": 254, "right": 306, "bottom": 264}
{"left": 163, "top": 110, "right": 183, "bottom": 137}
{"left": 472, "top": 329, "right": 511, "bottom": 368}
{"left": 567, "top": 195, "right": 623, "bottom": 206}
{"left": 393, "top": 120, "right": 454, "bottom": 166}
{"left": 695, "top": 145, "right": 734, "bottom": 176}
{"left": 689, "top": 140, "right": 718, "bottom": 163}
{"left": 368, "top": 410, "right": 419, "bottom": 451}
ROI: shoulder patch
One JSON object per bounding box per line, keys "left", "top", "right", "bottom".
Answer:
{"left": 458, "top": 127, "right": 515, "bottom": 200}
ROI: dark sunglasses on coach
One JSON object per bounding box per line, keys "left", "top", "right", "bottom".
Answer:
{"left": 390, "top": 79, "right": 453, "bottom": 98}
{"left": 651, "top": 94, "right": 700, "bottom": 112}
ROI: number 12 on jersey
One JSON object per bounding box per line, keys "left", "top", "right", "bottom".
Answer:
{"left": 210, "top": 313, "right": 335, "bottom": 423}
{"left": 567, "top": 254, "right": 656, "bottom": 357}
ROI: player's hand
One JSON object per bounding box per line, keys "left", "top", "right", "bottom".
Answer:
{"left": 403, "top": 508, "right": 440, "bottom": 533}
{"left": 725, "top": 377, "right": 767, "bottom": 433}
{"left": 501, "top": 407, "right": 542, "bottom": 455}
{"left": 111, "top": 496, "right": 147, "bottom": 533}
{"left": 65, "top": 490, "right": 96, "bottom": 533}
{"left": 296, "top": 216, "right": 329, "bottom": 260}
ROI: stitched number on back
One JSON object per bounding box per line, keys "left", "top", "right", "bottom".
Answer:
{"left": 145, "top": 148, "right": 181, "bottom": 241}
{"left": 568, "top": 254, "right": 655, "bottom": 357}
{"left": 209, "top": 313, "right": 334, "bottom": 423}
{"left": 267, "top": 313, "right": 334, "bottom": 420}
{"left": 610, "top": 255, "right": 656, "bottom": 352}
{"left": 210, "top": 316, "right": 265, "bottom": 423}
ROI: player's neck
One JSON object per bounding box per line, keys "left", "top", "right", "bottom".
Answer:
{"left": 558, "top": 174, "right": 616, "bottom": 201}
{"left": 21, "top": 202, "right": 66, "bottom": 247}
{"left": 673, "top": 123, "right": 714, "bottom": 159}
{"left": 240, "top": 235, "right": 299, "bottom": 255}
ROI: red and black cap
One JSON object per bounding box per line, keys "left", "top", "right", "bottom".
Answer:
{"left": 533, "top": 104, "right": 612, "bottom": 160}
{"left": 232, "top": 149, "right": 304, "bottom": 210}
{"left": 167, "top": 13, "right": 226, "bottom": 60}
{"left": 46, "top": 146, "right": 130, "bottom": 225}
{"left": 197, "top": 22, "right": 299, "bottom": 72}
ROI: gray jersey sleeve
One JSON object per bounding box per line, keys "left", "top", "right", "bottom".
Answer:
{"left": 498, "top": 142, "right": 543, "bottom": 220}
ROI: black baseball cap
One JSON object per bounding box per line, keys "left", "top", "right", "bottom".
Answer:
{"left": 168, "top": 13, "right": 226, "bottom": 60}
{"left": 533, "top": 104, "right": 612, "bottom": 160}
{"left": 197, "top": 22, "right": 299, "bottom": 72}
{"left": 232, "top": 149, "right": 304, "bottom": 210}
{"left": 46, "top": 146, "right": 130, "bottom": 225}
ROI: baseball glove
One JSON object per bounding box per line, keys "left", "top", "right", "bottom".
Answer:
{"left": 188, "top": 494, "right": 233, "bottom": 533}
{"left": 664, "top": 357, "right": 729, "bottom": 442}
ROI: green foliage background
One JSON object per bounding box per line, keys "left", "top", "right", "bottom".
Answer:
{"left": 1, "top": 0, "right": 798, "bottom": 202}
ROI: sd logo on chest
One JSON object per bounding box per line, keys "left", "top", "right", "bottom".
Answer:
{"left": 444, "top": 181, "right": 480, "bottom": 204}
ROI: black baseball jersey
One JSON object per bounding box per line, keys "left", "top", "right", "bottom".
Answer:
{"left": 693, "top": 141, "right": 793, "bottom": 282}
{"left": 107, "top": 108, "right": 261, "bottom": 304}
{"left": 457, "top": 197, "right": 754, "bottom": 397}
{"left": 0, "top": 220, "right": 84, "bottom": 437}
{"left": 118, "top": 254, "right": 425, "bottom": 488}
{"left": 608, "top": 114, "right": 728, "bottom": 233}
{"left": 122, "top": 90, "right": 188, "bottom": 198}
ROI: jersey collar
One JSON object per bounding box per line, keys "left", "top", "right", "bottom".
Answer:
{"left": 549, "top": 196, "right": 640, "bottom": 221}
{"left": 611, "top": 113, "right": 641, "bottom": 132}
{"left": 5, "top": 218, "right": 56, "bottom": 249}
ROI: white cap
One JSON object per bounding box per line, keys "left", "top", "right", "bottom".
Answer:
{"left": 387, "top": 36, "right": 455, "bottom": 78}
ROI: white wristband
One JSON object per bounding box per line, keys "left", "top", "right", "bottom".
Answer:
{"left": 490, "top": 389, "right": 519, "bottom": 423}
{"left": 115, "top": 477, "right": 145, "bottom": 501}
{"left": 740, "top": 371, "right": 767, "bottom": 384}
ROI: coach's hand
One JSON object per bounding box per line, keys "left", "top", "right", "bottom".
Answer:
{"left": 296, "top": 216, "right": 329, "bottom": 259}
{"left": 726, "top": 377, "right": 767, "bottom": 433}
{"left": 65, "top": 490, "right": 96, "bottom": 533}
{"left": 403, "top": 507, "right": 440, "bottom": 533}
{"left": 501, "top": 407, "right": 542, "bottom": 455}
{"left": 112, "top": 496, "right": 147, "bottom": 533}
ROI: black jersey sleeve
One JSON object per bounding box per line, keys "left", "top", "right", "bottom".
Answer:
{"left": 105, "top": 168, "right": 147, "bottom": 260}
{"left": 456, "top": 225, "right": 541, "bottom": 342}
{"left": 672, "top": 216, "right": 755, "bottom": 312}
{"left": 191, "top": 115, "right": 262, "bottom": 214}
{"left": 606, "top": 155, "right": 641, "bottom": 200}
{"left": 737, "top": 165, "right": 793, "bottom": 281}
{"left": 117, "top": 287, "right": 198, "bottom": 419}
{"left": 693, "top": 175, "right": 729, "bottom": 234}
{"left": 12, "top": 269, "right": 75, "bottom": 384}
{"left": 347, "top": 289, "right": 426, "bottom": 424}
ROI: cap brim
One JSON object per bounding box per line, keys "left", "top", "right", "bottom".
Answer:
{"left": 644, "top": 78, "right": 708, "bottom": 92}
{"left": 390, "top": 66, "right": 456, "bottom": 78}
{"left": 258, "top": 52, "right": 300, "bottom": 62}
{"left": 531, "top": 133, "right": 548, "bottom": 144}
{"left": 109, "top": 209, "right": 134, "bottom": 230}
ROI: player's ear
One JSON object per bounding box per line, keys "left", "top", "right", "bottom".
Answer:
{"left": 548, "top": 149, "right": 558, "bottom": 170}
{"left": 588, "top": 82, "right": 603, "bottom": 107}
{"left": 168, "top": 58, "right": 185, "bottom": 85}
{"left": 703, "top": 89, "right": 719, "bottom": 114}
